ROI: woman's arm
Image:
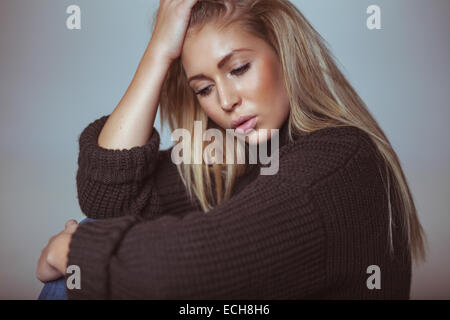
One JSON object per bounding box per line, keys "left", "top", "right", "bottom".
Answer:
{"left": 68, "top": 166, "right": 321, "bottom": 299}
{"left": 46, "top": 127, "right": 411, "bottom": 299}
{"left": 76, "top": 0, "right": 200, "bottom": 218}
{"left": 75, "top": 115, "right": 165, "bottom": 219}
{"left": 96, "top": 44, "right": 170, "bottom": 150}
{"left": 97, "top": 0, "right": 199, "bottom": 150}
{"left": 65, "top": 128, "right": 377, "bottom": 299}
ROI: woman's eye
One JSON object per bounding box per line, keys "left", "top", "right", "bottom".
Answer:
{"left": 196, "top": 85, "right": 212, "bottom": 97}
{"left": 231, "top": 63, "right": 251, "bottom": 76}
{"left": 194, "top": 64, "right": 250, "bottom": 97}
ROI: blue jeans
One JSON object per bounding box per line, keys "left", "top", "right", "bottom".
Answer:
{"left": 37, "top": 217, "right": 95, "bottom": 300}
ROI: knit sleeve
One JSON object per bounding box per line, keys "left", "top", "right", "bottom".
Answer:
{"left": 76, "top": 115, "right": 163, "bottom": 219}
{"left": 64, "top": 132, "right": 345, "bottom": 299}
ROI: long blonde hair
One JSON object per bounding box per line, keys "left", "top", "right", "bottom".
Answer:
{"left": 158, "top": 0, "right": 426, "bottom": 262}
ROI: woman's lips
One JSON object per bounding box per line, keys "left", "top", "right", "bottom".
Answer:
{"left": 235, "top": 116, "right": 258, "bottom": 134}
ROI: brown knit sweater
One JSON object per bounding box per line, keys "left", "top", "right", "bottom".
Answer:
{"left": 65, "top": 115, "right": 411, "bottom": 299}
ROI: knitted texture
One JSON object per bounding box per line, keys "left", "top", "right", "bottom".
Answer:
{"left": 66, "top": 115, "right": 411, "bottom": 299}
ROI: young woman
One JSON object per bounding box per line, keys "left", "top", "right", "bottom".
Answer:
{"left": 37, "top": 0, "right": 426, "bottom": 299}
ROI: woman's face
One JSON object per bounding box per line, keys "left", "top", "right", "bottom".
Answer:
{"left": 181, "top": 22, "right": 290, "bottom": 145}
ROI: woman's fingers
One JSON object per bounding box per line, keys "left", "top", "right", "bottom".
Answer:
{"left": 166, "top": 0, "right": 198, "bottom": 7}
{"left": 65, "top": 219, "right": 77, "bottom": 229}
{"left": 150, "top": 0, "right": 200, "bottom": 62}
{"left": 184, "top": 0, "right": 200, "bottom": 8}
{"left": 65, "top": 219, "right": 78, "bottom": 234}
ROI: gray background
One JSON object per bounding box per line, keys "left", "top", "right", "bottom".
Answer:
{"left": 1, "top": 0, "right": 449, "bottom": 299}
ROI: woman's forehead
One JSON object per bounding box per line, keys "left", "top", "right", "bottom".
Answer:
{"left": 181, "top": 23, "right": 263, "bottom": 70}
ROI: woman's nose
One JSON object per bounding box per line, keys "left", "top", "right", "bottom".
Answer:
{"left": 217, "top": 82, "right": 240, "bottom": 111}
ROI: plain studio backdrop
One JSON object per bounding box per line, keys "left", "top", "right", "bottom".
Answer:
{"left": 0, "top": 0, "right": 449, "bottom": 299}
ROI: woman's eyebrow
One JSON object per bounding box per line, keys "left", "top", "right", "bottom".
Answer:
{"left": 187, "top": 48, "right": 253, "bottom": 84}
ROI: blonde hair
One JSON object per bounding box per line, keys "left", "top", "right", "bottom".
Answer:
{"left": 158, "top": 0, "right": 426, "bottom": 263}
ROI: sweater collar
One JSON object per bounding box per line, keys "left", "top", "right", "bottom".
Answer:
{"left": 267, "top": 116, "right": 293, "bottom": 151}
{"left": 278, "top": 117, "right": 292, "bottom": 148}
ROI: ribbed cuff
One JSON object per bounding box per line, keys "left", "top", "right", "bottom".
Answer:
{"left": 77, "top": 115, "right": 161, "bottom": 184}
{"left": 64, "top": 216, "right": 139, "bottom": 299}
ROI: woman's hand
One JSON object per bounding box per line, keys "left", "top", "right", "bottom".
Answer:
{"left": 36, "top": 220, "right": 79, "bottom": 283}
{"left": 149, "top": 0, "right": 199, "bottom": 63}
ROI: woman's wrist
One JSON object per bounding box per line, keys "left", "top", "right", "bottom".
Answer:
{"left": 145, "top": 41, "right": 175, "bottom": 69}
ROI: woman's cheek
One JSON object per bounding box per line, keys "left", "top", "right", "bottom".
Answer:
{"left": 203, "top": 103, "right": 226, "bottom": 127}
{"left": 248, "top": 61, "right": 279, "bottom": 108}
